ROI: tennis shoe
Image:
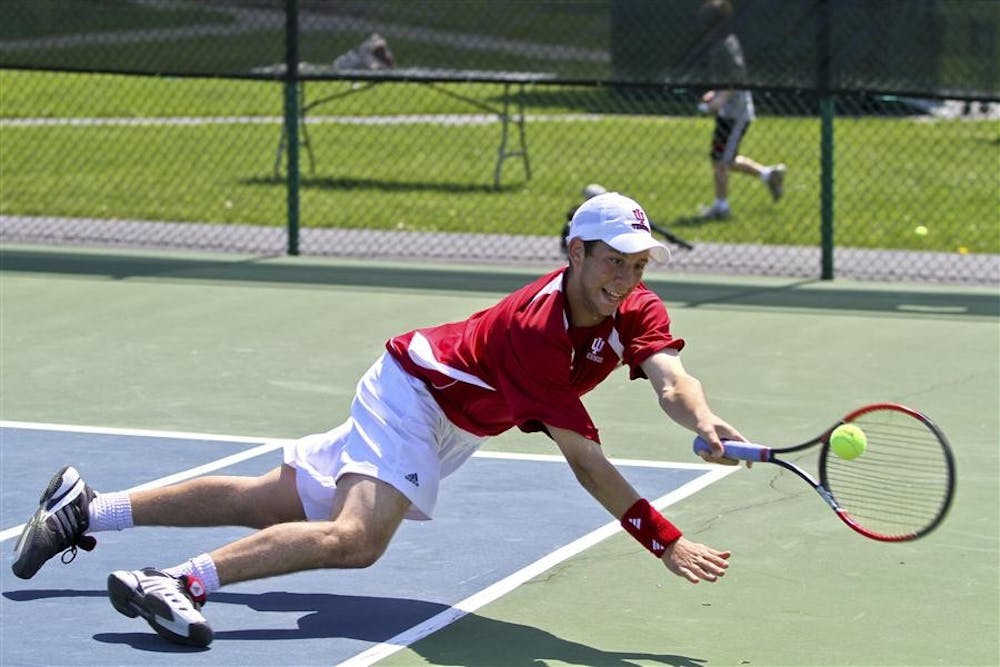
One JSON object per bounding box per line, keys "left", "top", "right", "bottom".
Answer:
{"left": 698, "top": 203, "right": 731, "bottom": 221}
{"left": 108, "top": 568, "right": 213, "bottom": 647}
{"left": 766, "top": 164, "right": 787, "bottom": 201}
{"left": 11, "top": 465, "right": 97, "bottom": 579}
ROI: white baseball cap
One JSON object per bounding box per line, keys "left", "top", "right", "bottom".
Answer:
{"left": 566, "top": 192, "right": 670, "bottom": 263}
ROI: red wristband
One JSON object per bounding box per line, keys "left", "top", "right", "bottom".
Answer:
{"left": 621, "top": 498, "right": 683, "bottom": 557}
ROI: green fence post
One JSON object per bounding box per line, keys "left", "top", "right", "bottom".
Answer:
{"left": 817, "top": 0, "right": 834, "bottom": 279}
{"left": 820, "top": 96, "right": 834, "bottom": 279}
{"left": 284, "top": 0, "right": 300, "bottom": 256}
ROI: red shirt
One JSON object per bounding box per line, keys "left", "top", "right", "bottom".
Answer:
{"left": 386, "top": 267, "right": 684, "bottom": 442}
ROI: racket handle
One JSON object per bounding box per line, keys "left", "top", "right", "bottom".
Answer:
{"left": 693, "top": 437, "right": 771, "bottom": 462}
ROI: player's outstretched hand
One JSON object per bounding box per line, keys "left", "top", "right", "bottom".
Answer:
{"left": 661, "top": 537, "right": 731, "bottom": 583}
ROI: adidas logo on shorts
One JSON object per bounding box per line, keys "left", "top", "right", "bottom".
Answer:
{"left": 404, "top": 473, "right": 419, "bottom": 487}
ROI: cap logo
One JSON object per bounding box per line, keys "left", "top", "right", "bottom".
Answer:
{"left": 630, "top": 208, "right": 650, "bottom": 233}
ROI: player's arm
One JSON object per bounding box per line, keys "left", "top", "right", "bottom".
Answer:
{"left": 640, "top": 348, "right": 746, "bottom": 465}
{"left": 546, "top": 423, "right": 731, "bottom": 583}
{"left": 546, "top": 423, "right": 640, "bottom": 517}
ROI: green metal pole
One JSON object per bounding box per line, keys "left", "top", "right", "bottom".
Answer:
{"left": 817, "top": 0, "right": 833, "bottom": 279}
{"left": 820, "top": 96, "right": 834, "bottom": 280}
{"left": 284, "top": 0, "right": 300, "bottom": 256}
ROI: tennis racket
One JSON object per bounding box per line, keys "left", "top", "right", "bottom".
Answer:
{"left": 693, "top": 403, "right": 956, "bottom": 542}
{"left": 648, "top": 220, "right": 694, "bottom": 250}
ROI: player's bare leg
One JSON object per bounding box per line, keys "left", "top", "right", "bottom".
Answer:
{"left": 107, "top": 471, "right": 409, "bottom": 646}
{"left": 130, "top": 464, "right": 307, "bottom": 529}
{"left": 106, "top": 464, "right": 308, "bottom": 648}
{"left": 209, "top": 472, "right": 411, "bottom": 585}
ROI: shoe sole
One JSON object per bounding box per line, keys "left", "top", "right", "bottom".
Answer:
{"left": 11, "top": 466, "right": 81, "bottom": 579}
{"left": 107, "top": 572, "right": 213, "bottom": 648}
{"left": 11, "top": 510, "right": 47, "bottom": 579}
{"left": 768, "top": 166, "right": 786, "bottom": 201}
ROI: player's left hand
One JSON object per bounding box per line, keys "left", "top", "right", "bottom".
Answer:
{"left": 661, "top": 537, "right": 731, "bottom": 583}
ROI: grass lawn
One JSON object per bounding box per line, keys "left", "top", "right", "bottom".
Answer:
{"left": 1, "top": 70, "right": 998, "bottom": 254}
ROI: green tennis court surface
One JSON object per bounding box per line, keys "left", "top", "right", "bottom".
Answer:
{"left": 1, "top": 245, "right": 997, "bottom": 666}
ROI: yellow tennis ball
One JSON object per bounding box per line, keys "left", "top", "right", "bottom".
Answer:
{"left": 830, "top": 424, "right": 867, "bottom": 460}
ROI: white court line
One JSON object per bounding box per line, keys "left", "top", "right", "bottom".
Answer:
{"left": 0, "top": 420, "right": 295, "bottom": 542}
{"left": 474, "top": 448, "right": 723, "bottom": 471}
{"left": 0, "top": 419, "right": 284, "bottom": 445}
{"left": 0, "top": 418, "right": 739, "bottom": 665}
{"left": 3, "top": 421, "right": 715, "bottom": 469}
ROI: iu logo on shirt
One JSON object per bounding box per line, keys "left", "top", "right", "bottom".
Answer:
{"left": 586, "top": 338, "right": 605, "bottom": 363}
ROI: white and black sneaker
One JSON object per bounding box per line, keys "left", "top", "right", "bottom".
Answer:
{"left": 698, "top": 202, "right": 732, "bottom": 220}
{"left": 12, "top": 465, "right": 97, "bottom": 579}
{"left": 766, "top": 164, "right": 787, "bottom": 202}
{"left": 108, "top": 568, "right": 213, "bottom": 647}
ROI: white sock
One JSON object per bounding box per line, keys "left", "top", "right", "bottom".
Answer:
{"left": 164, "top": 553, "right": 221, "bottom": 594}
{"left": 713, "top": 198, "right": 729, "bottom": 210}
{"left": 760, "top": 167, "right": 773, "bottom": 181}
{"left": 88, "top": 492, "right": 133, "bottom": 532}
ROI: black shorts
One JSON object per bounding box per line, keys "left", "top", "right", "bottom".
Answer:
{"left": 710, "top": 116, "right": 751, "bottom": 164}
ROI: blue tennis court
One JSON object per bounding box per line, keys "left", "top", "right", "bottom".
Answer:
{"left": 1, "top": 423, "right": 729, "bottom": 666}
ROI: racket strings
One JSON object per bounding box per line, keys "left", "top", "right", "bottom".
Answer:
{"left": 823, "top": 413, "right": 952, "bottom": 538}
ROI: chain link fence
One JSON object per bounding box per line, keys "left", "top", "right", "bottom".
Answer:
{"left": 2, "top": 0, "right": 998, "bottom": 284}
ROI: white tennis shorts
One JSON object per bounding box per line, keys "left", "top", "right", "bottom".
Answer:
{"left": 283, "top": 352, "right": 487, "bottom": 521}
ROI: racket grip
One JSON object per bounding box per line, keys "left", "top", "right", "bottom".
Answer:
{"left": 693, "top": 437, "right": 771, "bottom": 462}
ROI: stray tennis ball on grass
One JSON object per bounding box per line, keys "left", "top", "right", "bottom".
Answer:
{"left": 914, "top": 225, "right": 928, "bottom": 236}
{"left": 829, "top": 424, "right": 867, "bottom": 460}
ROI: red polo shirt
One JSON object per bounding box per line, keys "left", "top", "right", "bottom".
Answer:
{"left": 386, "top": 268, "right": 683, "bottom": 442}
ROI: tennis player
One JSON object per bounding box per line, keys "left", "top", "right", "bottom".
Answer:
{"left": 12, "top": 192, "right": 745, "bottom": 647}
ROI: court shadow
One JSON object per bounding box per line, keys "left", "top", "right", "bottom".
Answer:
{"left": 4, "top": 588, "right": 108, "bottom": 603}
{"left": 241, "top": 175, "right": 519, "bottom": 195}
{"left": 668, "top": 214, "right": 727, "bottom": 228}
{"left": 3, "top": 588, "right": 702, "bottom": 664}
{"left": 214, "top": 591, "right": 701, "bottom": 666}
{"left": 3, "top": 588, "right": 209, "bottom": 653}
{"left": 408, "top": 611, "right": 705, "bottom": 667}
{"left": 2, "top": 247, "right": 995, "bottom": 318}
{"left": 92, "top": 632, "right": 211, "bottom": 653}
{"left": 210, "top": 590, "right": 451, "bottom": 642}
